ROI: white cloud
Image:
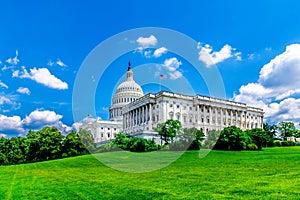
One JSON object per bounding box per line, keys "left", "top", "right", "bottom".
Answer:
{"left": 6, "top": 50, "right": 20, "bottom": 65}
{"left": 0, "top": 133, "right": 7, "bottom": 138}
{"left": 233, "top": 43, "right": 300, "bottom": 123}
{"left": 154, "top": 47, "right": 168, "bottom": 58}
{"left": 198, "top": 43, "right": 241, "bottom": 67}
{"left": 168, "top": 71, "right": 183, "bottom": 80}
{"left": 17, "top": 87, "right": 30, "bottom": 95}
{"left": 0, "top": 96, "right": 12, "bottom": 105}
{"left": 47, "top": 60, "right": 54, "bottom": 66}
{"left": 0, "top": 114, "right": 24, "bottom": 134}
{"left": 13, "top": 67, "right": 68, "bottom": 90}
{"left": 56, "top": 59, "right": 67, "bottom": 67}
{"left": 163, "top": 57, "right": 182, "bottom": 72}
{"left": 144, "top": 50, "right": 152, "bottom": 58}
{"left": 47, "top": 58, "right": 67, "bottom": 67}
{"left": 23, "top": 109, "right": 62, "bottom": 128}
{"left": 159, "top": 58, "right": 183, "bottom": 80}
{"left": 0, "top": 80, "right": 8, "bottom": 89}
{"left": 136, "top": 35, "right": 157, "bottom": 48}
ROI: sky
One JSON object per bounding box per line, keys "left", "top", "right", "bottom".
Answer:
{"left": 1, "top": 0, "right": 300, "bottom": 137}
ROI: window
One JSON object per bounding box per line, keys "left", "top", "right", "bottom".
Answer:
{"left": 101, "top": 127, "right": 103, "bottom": 130}
{"left": 108, "top": 128, "right": 110, "bottom": 130}
{"left": 183, "top": 106, "right": 186, "bottom": 110}
{"left": 108, "top": 133, "right": 110, "bottom": 138}
{"left": 177, "top": 105, "right": 180, "bottom": 109}
{"left": 114, "top": 128, "right": 116, "bottom": 131}
{"left": 101, "top": 133, "right": 103, "bottom": 137}
{"left": 189, "top": 107, "right": 192, "bottom": 110}
{"left": 170, "top": 104, "right": 173, "bottom": 108}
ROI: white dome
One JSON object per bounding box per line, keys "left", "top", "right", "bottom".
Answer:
{"left": 109, "top": 67, "right": 144, "bottom": 121}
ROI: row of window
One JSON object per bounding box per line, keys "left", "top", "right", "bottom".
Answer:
{"left": 117, "top": 87, "right": 141, "bottom": 93}
{"left": 113, "top": 97, "right": 138, "bottom": 104}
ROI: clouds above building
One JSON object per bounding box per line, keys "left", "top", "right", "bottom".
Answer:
{"left": 233, "top": 43, "right": 300, "bottom": 123}
{"left": 13, "top": 67, "right": 68, "bottom": 90}
{"left": 198, "top": 43, "right": 241, "bottom": 67}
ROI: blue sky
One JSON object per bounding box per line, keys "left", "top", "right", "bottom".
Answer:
{"left": 1, "top": 0, "right": 300, "bottom": 137}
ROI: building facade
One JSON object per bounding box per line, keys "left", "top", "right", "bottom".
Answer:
{"left": 122, "top": 91, "right": 264, "bottom": 136}
{"left": 80, "top": 64, "right": 264, "bottom": 143}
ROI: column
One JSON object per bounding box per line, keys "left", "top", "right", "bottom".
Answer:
{"left": 220, "top": 108, "right": 223, "bottom": 127}
{"left": 142, "top": 106, "right": 145, "bottom": 123}
{"left": 209, "top": 106, "right": 212, "bottom": 125}
{"left": 149, "top": 104, "right": 152, "bottom": 124}
{"left": 214, "top": 107, "right": 217, "bottom": 125}
{"left": 240, "top": 111, "right": 242, "bottom": 128}
{"left": 225, "top": 109, "right": 228, "bottom": 126}
{"left": 230, "top": 110, "right": 233, "bottom": 125}
{"left": 145, "top": 105, "right": 148, "bottom": 123}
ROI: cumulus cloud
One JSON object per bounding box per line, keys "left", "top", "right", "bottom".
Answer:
{"left": 153, "top": 47, "right": 168, "bottom": 58}
{"left": 17, "top": 87, "right": 30, "bottom": 95}
{"left": 13, "top": 67, "right": 68, "bottom": 90}
{"left": 136, "top": 35, "right": 157, "bottom": 48}
{"left": 163, "top": 57, "right": 182, "bottom": 71}
{"left": 198, "top": 43, "right": 241, "bottom": 67}
{"left": 0, "top": 109, "right": 73, "bottom": 136}
{"left": 168, "top": 71, "right": 183, "bottom": 80}
{"left": 0, "top": 80, "right": 8, "bottom": 89}
{"left": 23, "top": 109, "right": 63, "bottom": 128}
{"left": 0, "top": 114, "right": 24, "bottom": 134}
{"left": 6, "top": 50, "right": 20, "bottom": 65}
{"left": 159, "top": 57, "right": 183, "bottom": 80}
{"left": 0, "top": 133, "right": 7, "bottom": 138}
{"left": 233, "top": 43, "right": 300, "bottom": 123}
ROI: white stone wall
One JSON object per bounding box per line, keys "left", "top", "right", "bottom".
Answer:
{"left": 123, "top": 91, "right": 264, "bottom": 135}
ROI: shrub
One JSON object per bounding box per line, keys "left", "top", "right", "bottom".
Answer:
{"left": 274, "top": 140, "right": 281, "bottom": 147}
{"left": 169, "top": 140, "right": 186, "bottom": 151}
{"left": 281, "top": 140, "right": 296, "bottom": 146}
{"left": 247, "top": 143, "right": 258, "bottom": 150}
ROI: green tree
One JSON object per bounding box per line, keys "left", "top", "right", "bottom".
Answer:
{"left": 277, "top": 122, "right": 298, "bottom": 140}
{"left": 156, "top": 119, "right": 182, "bottom": 145}
{"left": 27, "top": 126, "right": 64, "bottom": 161}
{"left": 245, "top": 128, "right": 267, "bottom": 150}
{"left": 78, "top": 128, "right": 95, "bottom": 152}
{"left": 203, "top": 130, "right": 221, "bottom": 149}
{"left": 263, "top": 123, "right": 277, "bottom": 146}
{"left": 215, "top": 126, "right": 251, "bottom": 150}
{"left": 182, "top": 127, "right": 205, "bottom": 150}
{"left": 62, "top": 131, "right": 86, "bottom": 157}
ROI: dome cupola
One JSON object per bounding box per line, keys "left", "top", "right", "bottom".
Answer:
{"left": 109, "top": 62, "right": 144, "bottom": 121}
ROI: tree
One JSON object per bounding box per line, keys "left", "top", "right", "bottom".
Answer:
{"left": 62, "top": 131, "right": 86, "bottom": 157}
{"left": 78, "top": 128, "right": 95, "bottom": 152}
{"left": 203, "top": 130, "right": 221, "bottom": 149}
{"left": 263, "top": 123, "right": 277, "bottom": 146}
{"left": 181, "top": 127, "right": 205, "bottom": 150}
{"left": 245, "top": 128, "right": 267, "bottom": 150}
{"left": 277, "top": 122, "right": 298, "bottom": 141}
{"left": 215, "top": 126, "right": 251, "bottom": 150}
{"left": 156, "top": 119, "right": 182, "bottom": 145}
{"left": 27, "top": 126, "right": 64, "bottom": 161}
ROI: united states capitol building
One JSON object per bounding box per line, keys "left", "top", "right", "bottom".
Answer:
{"left": 81, "top": 64, "right": 264, "bottom": 144}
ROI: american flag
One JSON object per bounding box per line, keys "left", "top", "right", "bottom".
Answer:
{"left": 160, "top": 74, "right": 167, "bottom": 79}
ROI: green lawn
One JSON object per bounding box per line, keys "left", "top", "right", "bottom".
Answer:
{"left": 0, "top": 147, "right": 299, "bottom": 199}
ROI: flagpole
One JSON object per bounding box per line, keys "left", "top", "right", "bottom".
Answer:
{"left": 159, "top": 76, "right": 161, "bottom": 92}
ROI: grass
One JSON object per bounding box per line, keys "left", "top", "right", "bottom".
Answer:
{"left": 0, "top": 147, "right": 300, "bottom": 199}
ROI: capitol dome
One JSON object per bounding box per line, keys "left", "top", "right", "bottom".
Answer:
{"left": 109, "top": 64, "right": 144, "bottom": 121}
